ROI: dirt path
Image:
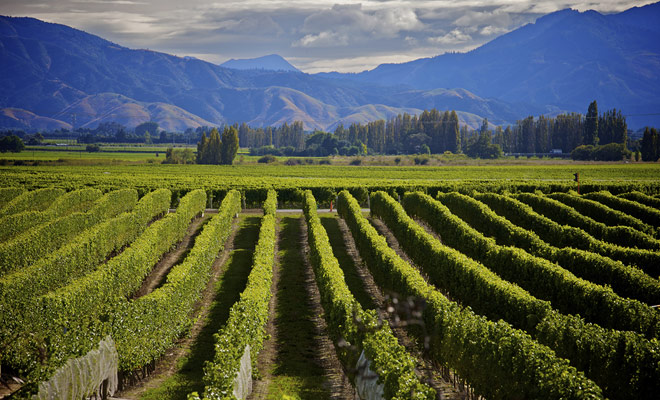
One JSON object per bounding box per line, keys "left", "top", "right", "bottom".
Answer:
{"left": 247, "top": 220, "right": 280, "bottom": 400}
{"left": 299, "top": 217, "right": 355, "bottom": 399}
{"left": 366, "top": 216, "right": 478, "bottom": 399}
{"left": 132, "top": 213, "right": 211, "bottom": 299}
{"left": 249, "top": 215, "right": 353, "bottom": 400}
{"left": 114, "top": 214, "right": 242, "bottom": 399}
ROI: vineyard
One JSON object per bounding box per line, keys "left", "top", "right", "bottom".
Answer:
{"left": 1, "top": 169, "right": 659, "bottom": 400}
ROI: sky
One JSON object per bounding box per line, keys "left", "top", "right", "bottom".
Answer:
{"left": 0, "top": 0, "right": 653, "bottom": 73}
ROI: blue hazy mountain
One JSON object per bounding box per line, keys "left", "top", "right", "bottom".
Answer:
{"left": 2, "top": 2, "right": 658, "bottom": 131}
{"left": 0, "top": 16, "right": 523, "bottom": 130}
{"left": 221, "top": 54, "right": 301, "bottom": 72}
{"left": 323, "top": 2, "right": 660, "bottom": 128}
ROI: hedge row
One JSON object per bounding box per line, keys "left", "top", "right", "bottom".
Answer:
{"left": 115, "top": 190, "right": 242, "bottom": 373}
{"left": 428, "top": 191, "right": 660, "bottom": 338}
{"left": 549, "top": 192, "right": 655, "bottom": 237}
{"left": 398, "top": 192, "right": 660, "bottom": 399}
{"left": 0, "top": 189, "right": 171, "bottom": 373}
{"left": 514, "top": 192, "right": 660, "bottom": 250}
{"left": 0, "top": 189, "right": 138, "bottom": 276}
{"left": 192, "top": 190, "right": 275, "bottom": 400}
{"left": 460, "top": 192, "right": 660, "bottom": 304}
{"left": 0, "top": 186, "right": 24, "bottom": 208}
{"left": 585, "top": 190, "right": 660, "bottom": 229}
{"left": 0, "top": 188, "right": 103, "bottom": 242}
{"left": 620, "top": 191, "right": 660, "bottom": 209}
{"left": 0, "top": 187, "right": 64, "bottom": 216}
{"left": 27, "top": 190, "right": 207, "bottom": 383}
{"left": 341, "top": 190, "right": 603, "bottom": 400}
{"left": 305, "top": 190, "right": 435, "bottom": 400}
{"left": 482, "top": 192, "right": 660, "bottom": 278}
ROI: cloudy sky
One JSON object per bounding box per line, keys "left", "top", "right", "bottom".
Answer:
{"left": 0, "top": 0, "right": 652, "bottom": 73}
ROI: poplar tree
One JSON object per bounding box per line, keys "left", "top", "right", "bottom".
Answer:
{"left": 221, "top": 126, "right": 239, "bottom": 165}
{"left": 641, "top": 127, "right": 658, "bottom": 162}
{"left": 196, "top": 132, "right": 208, "bottom": 164}
{"left": 207, "top": 128, "right": 223, "bottom": 164}
{"left": 585, "top": 100, "right": 599, "bottom": 145}
{"left": 448, "top": 110, "right": 460, "bottom": 153}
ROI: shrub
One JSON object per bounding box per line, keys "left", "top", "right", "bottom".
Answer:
{"left": 86, "top": 144, "right": 100, "bottom": 152}
{"left": 0, "top": 135, "right": 24, "bottom": 153}
{"left": 571, "top": 145, "right": 595, "bottom": 160}
{"left": 593, "top": 143, "right": 630, "bottom": 161}
{"left": 258, "top": 154, "right": 277, "bottom": 163}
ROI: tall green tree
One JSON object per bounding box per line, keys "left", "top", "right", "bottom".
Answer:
{"left": 0, "top": 135, "right": 24, "bottom": 153}
{"left": 448, "top": 111, "right": 460, "bottom": 153}
{"left": 640, "top": 127, "right": 658, "bottom": 162}
{"left": 135, "top": 121, "right": 159, "bottom": 138}
{"left": 598, "top": 108, "right": 627, "bottom": 147}
{"left": 207, "top": 127, "right": 223, "bottom": 165}
{"left": 520, "top": 116, "right": 535, "bottom": 153}
{"left": 196, "top": 132, "right": 208, "bottom": 164}
{"left": 585, "top": 100, "right": 599, "bottom": 145}
{"left": 144, "top": 130, "right": 152, "bottom": 145}
{"left": 221, "top": 126, "right": 239, "bottom": 165}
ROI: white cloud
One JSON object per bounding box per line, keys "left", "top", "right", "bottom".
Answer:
{"left": 212, "top": 15, "right": 284, "bottom": 35}
{"left": 0, "top": 0, "right": 653, "bottom": 73}
{"left": 428, "top": 29, "right": 472, "bottom": 45}
{"left": 480, "top": 25, "right": 510, "bottom": 36}
{"left": 404, "top": 36, "right": 418, "bottom": 46}
{"left": 294, "top": 3, "right": 425, "bottom": 47}
{"left": 293, "top": 31, "right": 349, "bottom": 47}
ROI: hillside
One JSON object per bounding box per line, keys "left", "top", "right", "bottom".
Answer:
{"left": 221, "top": 54, "right": 301, "bottom": 72}
{"left": 332, "top": 3, "right": 660, "bottom": 127}
{"left": 0, "top": 16, "right": 526, "bottom": 131}
{"left": 0, "top": 108, "right": 71, "bottom": 131}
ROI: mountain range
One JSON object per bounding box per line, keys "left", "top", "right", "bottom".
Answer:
{"left": 220, "top": 54, "right": 301, "bottom": 73}
{"left": 0, "top": 2, "right": 659, "bottom": 132}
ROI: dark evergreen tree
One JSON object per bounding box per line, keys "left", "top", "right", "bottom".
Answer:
{"left": 221, "top": 126, "right": 239, "bottom": 165}
{"left": 206, "top": 128, "right": 222, "bottom": 165}
{"left": 238, "top": 122, "right": 249, "bottom": 147}
{"left": 599, "top": 109, "right": 627, "bottom": 147}
{"left": 448, "top": 111, "right": 460, "bottom": 153}
{"left": 535, "top": 115, "right": 550, "bottom": 153}
{"left": 520, "top": 116, "right": 535, "bottom": 153}
{"left": 0, "top": 135, "right": 24, "bottom": 153}
{"left": 135, "top": 121, "right": 159, "bottom": 138}
{"left": 585, "top": 100, "right": 599, "bottom": 145}
{"left": 196, "top": 132, "right": 208, "bottom": 164}
{"left": 640, "top": 127, "right": 658, "bottom": 162}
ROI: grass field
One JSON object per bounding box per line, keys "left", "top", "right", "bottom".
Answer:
{"left": 1, "top": 162, "right": 659, "bottom": 183}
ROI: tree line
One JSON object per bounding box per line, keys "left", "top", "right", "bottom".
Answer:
{"left": 165, "top": 126, "right": 239, "bottom": 165}
{"left": 641, "top": 127, "right": 660, "bottom": 162}
{"left": 3, "top": 100, "right": 656, "bottom": 162}
{"left": 242, "top": 101, "right": 632, "bottom": 159}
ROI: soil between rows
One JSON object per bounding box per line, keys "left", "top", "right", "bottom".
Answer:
{"left": 114, "top": 213, "right": 258, "bottom": 399}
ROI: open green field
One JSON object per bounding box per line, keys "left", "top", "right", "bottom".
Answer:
{"left": 1, "top": 162, "right": 659, "bottom": 183}
{"left": 6, "top": 150, "right": 162, "bottom": 162}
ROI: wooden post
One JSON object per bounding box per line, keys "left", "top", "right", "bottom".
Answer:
{"left": 573, "top": 172, "right": 580, "bottom": 194}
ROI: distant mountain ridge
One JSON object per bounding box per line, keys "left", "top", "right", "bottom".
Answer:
{"left": 324, "top": 2, "right": 660, "bottom": 128}
{"left": 1, "top": 3, "right": 659, "bottom": 131}
{"left": 0, "top": 15, "right": 515, "bottom": 131}
{"left": 221, "top": 54, "right": 301, "bottom": 72}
